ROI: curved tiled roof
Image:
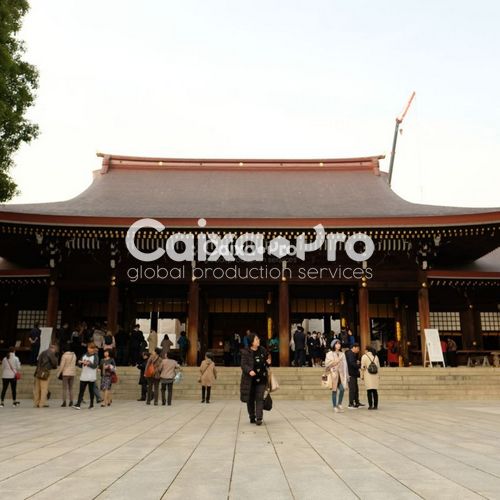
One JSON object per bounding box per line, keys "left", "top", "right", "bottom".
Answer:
{"left": 1, "top": 154, "right": 499, "bottom": 227}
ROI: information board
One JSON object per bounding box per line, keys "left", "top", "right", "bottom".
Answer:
{"left": 424, "top": 328, "right": 446, "bottom": 366}
{"left": 39, "top": 327, "right": 53, "bottom": 357}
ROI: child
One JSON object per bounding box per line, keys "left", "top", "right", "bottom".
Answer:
{"left": 199, "top": 352, "right": 217, "bottom": 403}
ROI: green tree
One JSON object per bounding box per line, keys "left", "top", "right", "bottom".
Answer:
{"left": 0, "top": 0, "right": 38, "bottom": 202}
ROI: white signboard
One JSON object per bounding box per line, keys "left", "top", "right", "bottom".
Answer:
{"left": 424, "top": 328, "right": 446, "bottom": 366}
{"left": 39, "top": 327, "right": 53, "bottom": 357}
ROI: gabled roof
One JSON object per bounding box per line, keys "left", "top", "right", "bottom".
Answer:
{"left": 428, "top": 247, "right": 500, "bottom": 280}
{"left": 1, "top": 154, "right": 500, "bottom": 228}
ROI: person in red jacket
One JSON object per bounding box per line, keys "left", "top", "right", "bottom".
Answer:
{"left": 386, "top": 338, "right": 399, "bottom": 367}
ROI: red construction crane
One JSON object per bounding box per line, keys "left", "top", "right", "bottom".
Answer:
{"left": 388, "top": 91, "right": 416, "bottom": 186}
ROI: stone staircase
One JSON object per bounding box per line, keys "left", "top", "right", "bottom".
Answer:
{"left": 13, "top": 366, "right": 500, "bottom": 401}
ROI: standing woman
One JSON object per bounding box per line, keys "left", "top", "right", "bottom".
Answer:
{"left": 325, "top": 339, "right": 348, "bottom": 413}
{"left": 100, "top": 349, "right": 116, "bottom": 407}
{"left": 159, "top": 351, "right": 180, "bottom": 406}
{"left": 73, "top": 343, "right": 99, "bottom": 410}
{"left": 1, "top": 347, "right": 21, "bottom": 407}
{"left": 57, "top": 342, "right": 77, "bottom": 407}
{"left": 240, "top": 333, "right": 271, "bottom": 426}
{"left": 145, "top": 347, "right": 163, "bottom": 405}
{"left": 361, "top": 346, "right": 381, "bottom": 410}
{"left": 199, "top": 352, "right": 217, "bottom": 403}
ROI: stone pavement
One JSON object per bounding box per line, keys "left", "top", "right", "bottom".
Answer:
{"left": 0, "top": 399, "right": 499, "bottom": 499}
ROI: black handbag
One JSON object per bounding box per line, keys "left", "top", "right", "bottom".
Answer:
{"left": 263, "top": 391, "right": 273, "bottom": 411}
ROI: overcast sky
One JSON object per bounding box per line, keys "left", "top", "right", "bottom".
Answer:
{"left": 8, "top": 0, "right": 500, "bottom": 208}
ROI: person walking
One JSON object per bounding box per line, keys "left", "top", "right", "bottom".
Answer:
{"left": 160, "top": 334, "right": 173, "bottom": 358}
{"left": 447, "top": 337, "right": 458, "bottom": 367}
{"left": 1, "top": 347, "right": 21, "bottom": 407}
{"left": 136, "top": 351, "right": 150, "bottom": 401}
{"left": 56, "top": 342, "right": 77, "bottom": 407}
{"left": 159, "top": 351, "right": 181, "bottom": 406}
{"left": 73, "top": 343, "right": 99, "bottom": 410}
{"left": 240, "top": 333, "right": 271, "bottom": 426}
{"left": 99, "top": 349, "right": 116, "bottom": 407}
{"left": 103, "top": 330, "right": 116, "bottom": 354}
{"left": 33, "top": 344, "right": 58, "bottom": 408}
{"left": 145, "top": 347, "right": 163, "bottom": 405}
{"left": 325, "top": 339, "right": 348, "bottom": 413}
{"left": 268, "top": 334, "right": 279, "bottom": 367}
{"left": 386, "top": 338, "right": 399, "bottom": 367}
{"left": 92, "top": 324, "right": 105, "bottom": 361}
{"left": 177, "top": 331, "right": 189, "bottom": 366}
{"left": 293, "top": 326, "right": 306, "bottom": 367}
{"left": 129, "top": 324, "right": 146, "bottom": 365}
{"left": 345, "top": 343, "right": 364, "bottom": 408}
{"left": 147, "top": 329, "right": 158, "bottom": 353}
{"left": 28, "top": 322, "right": 41, "bottom": 365}
{"left": 361, "top": 346, "right": 381, "bottom": 410}
{"left": 231, "top": 333, "right": 242, "bottom": 366}
{"left": 199, "top": 352, "right": 217, "bottom": 403}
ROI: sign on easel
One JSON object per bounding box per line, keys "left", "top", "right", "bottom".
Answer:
{"left": 424, "top": 328, "right": 445, "bottom": 367}
{"left": 39, "top": 327, "right": 53, "bottom": 357}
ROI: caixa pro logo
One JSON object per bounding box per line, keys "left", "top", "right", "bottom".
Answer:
{"left": 125, "top": 218, "right": 374, "bottom": 263}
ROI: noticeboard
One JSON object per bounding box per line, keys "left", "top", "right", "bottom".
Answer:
{"left": 39, "top": 327, "right": 53, "bottom": 357}
{"left": 424, "top": 328, "right": 446, "bottom": 366}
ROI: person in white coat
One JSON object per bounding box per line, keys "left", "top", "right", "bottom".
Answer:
{"left": 325, "top": 339, "right": 348, "bottom": 413}
{"left": 1, "top": 347, "right": 21, "bottom": 407}
{"left": 361, "top": 346, "right": 381, "bottom": 410}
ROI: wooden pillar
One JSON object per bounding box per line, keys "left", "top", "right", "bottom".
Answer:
{"left": 358, "top": 284, "right": 370, "bottom": 353}
{"left": 0, "top": 300, "right": 16, "bottom": 348}
{"left": 460, "top": 308, "right": 474, "bottom": 349}
{"left": 46, "top": 279, "right": 59, "bottom": 342}
{"left": 187, "top": 280, "right": 199, "bottom": 366}
{"left": 394, "top": 296, "right": 406, "bottom": 366}
{"left": 418, "top": 283, "right": 430, "bottom": 365}
{"left": 473, "top": 309, "right": 483, "bottom": 349}
{"left": 107, "top": 281, "right": 119, "bottom": 334}
{"left": 278, "top": 280, "right": 290, "bottom": 367}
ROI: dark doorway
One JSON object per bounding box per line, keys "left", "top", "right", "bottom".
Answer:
{"left": 208, "top": 313, "right": 267, "bottom": 349}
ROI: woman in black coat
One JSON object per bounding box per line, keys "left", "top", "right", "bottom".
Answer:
{"left": 240, "top": 333, "right": 271, "bottom": 426}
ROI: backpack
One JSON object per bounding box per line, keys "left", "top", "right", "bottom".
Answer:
{"left": 340, "top": 331, "right": 349, "bottom": 347}
{"left": 367, "top": 354, "right": 378, "bottom": 374}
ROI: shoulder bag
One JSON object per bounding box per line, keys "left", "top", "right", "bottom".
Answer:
{"left": 268, "top": 369, "right": 280, "bottom": 392}
{"left": 7, "top": 358, "right": 21, "bottom": 380}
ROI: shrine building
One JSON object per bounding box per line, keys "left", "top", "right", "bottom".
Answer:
{"left": 1, "top": 154, "right": 499, "bottom": 365}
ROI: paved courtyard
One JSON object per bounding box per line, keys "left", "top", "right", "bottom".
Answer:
{"left": 0, "top": 399, "right": 499, "bottom": 499}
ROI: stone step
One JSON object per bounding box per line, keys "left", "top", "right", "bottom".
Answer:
{"left": 14, "top": 366, "right": 500, "bottom": 401}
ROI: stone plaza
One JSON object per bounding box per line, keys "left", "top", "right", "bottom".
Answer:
{"left": 1, "top": 399, "right": 499, "bottom": 499}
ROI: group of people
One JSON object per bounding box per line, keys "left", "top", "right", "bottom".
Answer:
{"left": 29, "top": 341, "right": 118, "bottom": 409}
{"left": 136, "top": 348, "right": 181, "bottom": 406}
{"left": 325, "top": 340, "right": 380, "bottom": 412}
{"left": 291, "top": 326, "right": 356, "bottom": 367}
{"left": 3, "top": 326, "right": 380, "bottom": 420}
{"left": 441, "top": 337, "right": 458, "bottom": 366}
{"left": 27, "top": 321, "right": 191, "bottom": 369}
{"left": 237, "top": 331, "right": 381, "bottom": 426}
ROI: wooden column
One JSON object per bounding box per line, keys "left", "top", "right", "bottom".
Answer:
{"left": 187, "top": 280, "right": 199, "bottom": 366}
{"left": 394, "top": 296, "right": 405, "bottom": 366}
{"left": 46, "top": 280, "right": 59, "bottom": 342}
{"left": 460, "top": 308, "right": 474, "bottom": 349}
{"left": 358, "top": 284, "right": 370, "bottom": 353}
{"left": 107, "top": 281, "right": 119, "bottom": 334}
{"left": 278, "top": 280, "right": 290, "bottom": 367}
{"left": 0, "top": 300, "right": 17, "bottom": 348}
{"left": 418, "top": 283, "right": 430, "bottom": 365}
